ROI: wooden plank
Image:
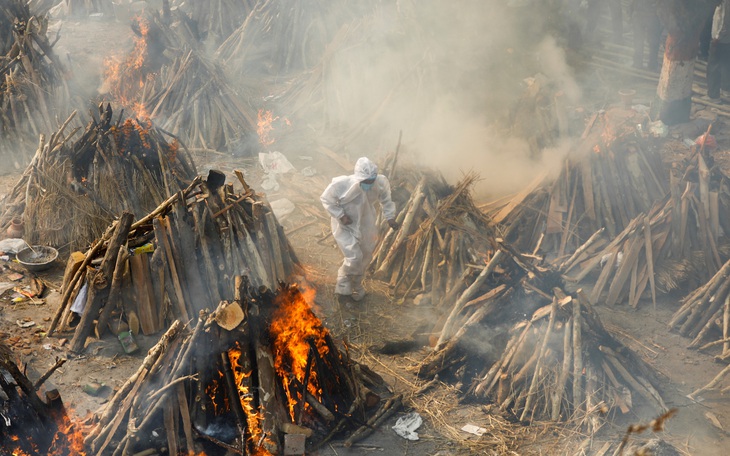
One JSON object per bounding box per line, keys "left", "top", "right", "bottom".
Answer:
{"left": 580, "top": 159, "right": 595, "bottom": 221}
{"left": 590, "top": 250, "right": 617, "bottom": 304}
{"left": 710, "top": 191, "right": 720, "bottom": 240}
{"left": 643, "top": 217, "right": 657, "bottom": 310}
{"left": 130, "top": 253, "right": 159, "bottom": 336}
{"left": 492, "top": 170, "right": 548, "bottom": 224}
{"left": 605, "top": 234, "right": 644, "bottom": 306}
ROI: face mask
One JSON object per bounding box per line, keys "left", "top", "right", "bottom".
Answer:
{"left": 360, "top": 182, "right": 373, "bottom": 191}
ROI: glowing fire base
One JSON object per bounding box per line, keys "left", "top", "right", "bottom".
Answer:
{"left": 84, "top": 277, "right": 389, "bottom": 455}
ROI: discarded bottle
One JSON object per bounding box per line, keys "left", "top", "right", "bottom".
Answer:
{"left": 118, "top": 331, "right": 139, "bottom": 354}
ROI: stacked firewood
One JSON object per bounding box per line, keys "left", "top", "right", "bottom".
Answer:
{"left": 49, "top": 170, "right": 301, "bottom": 354}
{"left": 561, "top": 150, "right": 730, "bottom": 308}
{"left": 419, "top": 246, "right": 666, "bottom": 426}
{"left": 490, "top": 109, "right": 667, "bottom": 257}
{"left": 0, "top": 104, "right": 196, "bottom": 250}
{"left": 370, "top": 169, "right": 495, "bottom": 303}
{"left": 140, "top": 49, "right": 257, "bottom": 153}
{"left": 83, "top": 278, "right": 395, "bottom": 455}
{"left": 1, "top": 0, "right": 71, "bottom": 152}
{"left": 172, "top": 0, "right": 254, "bottom": 46}
{"left": 101, "top": 12, "right": 258, "bottom": 153}
{"left": 0, "top": 340, "right": 83, "bottom": 454}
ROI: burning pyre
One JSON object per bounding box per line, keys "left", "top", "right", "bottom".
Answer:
{"left": 0, "top": 340, "right": 86, "bottom": 455}
{"left": 0, "top": 103, "right": 197, "bottom": 251}
{"left": 100, "top": 13, "right": 257, "bottom": 154}
{"left": 84, "top": 279, "right": 383, "bottom": 455}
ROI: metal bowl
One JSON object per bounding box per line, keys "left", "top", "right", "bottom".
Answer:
{"left": 16, "top": 245, "right": 59, "bottom": 272}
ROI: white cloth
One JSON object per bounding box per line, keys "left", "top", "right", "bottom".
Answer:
{"left": 320, "top": 157, "right": 396, "bottom": 295}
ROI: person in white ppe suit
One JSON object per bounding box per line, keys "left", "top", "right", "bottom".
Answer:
{"left": 321, "top": 157, "right": 399, "bottom": 301}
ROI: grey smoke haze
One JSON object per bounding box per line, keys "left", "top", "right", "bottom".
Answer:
{"left": 280, "top": 0, "right": 582, "bottom": 197}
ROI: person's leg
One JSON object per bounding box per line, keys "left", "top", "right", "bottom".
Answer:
{"left": 707, "top": 41, "right": 723, "bottom": 99}
{"left": 334, "top": 232, "right": 363, "bottom": 296}
{"left": 351, "top": 242, "right": 377, "bottom": 301}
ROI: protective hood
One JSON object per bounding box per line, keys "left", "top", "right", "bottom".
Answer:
{"left": 354, "top": 157, "right": 378, "bottom": 181}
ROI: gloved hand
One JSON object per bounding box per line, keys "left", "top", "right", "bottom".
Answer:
{"left": 387, "top": 219, "right": 400, "bottom": 230}
{"left": 340, "top": 214, "right": 353, "bottom": 225}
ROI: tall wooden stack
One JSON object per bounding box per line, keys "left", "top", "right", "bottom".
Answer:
{"left": 0, "top": 104, "right": 197, "bottom": 251}
{"left": 83, "top": 279, "right": 394, "bottom": 455}
{"left": 49, "top": 170, "right": 302, "bottom": 353}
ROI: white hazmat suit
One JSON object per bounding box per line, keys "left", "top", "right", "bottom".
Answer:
{"left": 321, "top": 157, "right": 397, "bottom": 300}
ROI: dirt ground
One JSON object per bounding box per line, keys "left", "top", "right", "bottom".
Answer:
{"left": 4, "top": 10, "right": 730, "bottom": 456}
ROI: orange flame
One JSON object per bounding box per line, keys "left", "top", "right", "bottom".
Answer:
{"left": 102, "top": 15, "right": 154, "bottom": 120}
{"left": 270, "top": 285, "right": 329, "bottom": 421}
{"left": 257, "top": 110, "right": 278, "bottom": 147}
{"left": 228, "top": 346, "right": 271, "bottom": 456}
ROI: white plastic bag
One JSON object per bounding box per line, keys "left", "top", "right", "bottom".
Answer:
{"left": 259, "top": 151, "right": 295, "bottom": 174}
{"left": 392, "top": 412, "right": 422, "bottom": 441}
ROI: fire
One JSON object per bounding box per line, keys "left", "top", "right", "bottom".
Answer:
{"left": 101, "top": 15, "right": 154, "bottom": 119}
{"left": 6, "top": 409, "right": 88, "bottom": 455}
{"left": 228, "top": 346, "right": 270, "bottom": 455}
{"left": 269, "top": 285, "right": 330, "bottom": 421}
{"left": 257, "top": 109, "right": 278, "bottom": 147}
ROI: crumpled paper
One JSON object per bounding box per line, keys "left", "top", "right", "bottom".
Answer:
{"left": 392, "top": 412, "right": 422, "bottom": 440}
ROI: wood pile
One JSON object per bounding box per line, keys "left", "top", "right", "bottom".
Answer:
{"left": 101, "top": 13, "right": 258, "bottom": 154}
{"left": 172, "top": 0, "right": 255, "bottom": 46}
{"left": 491, "top": 109, "right": 667, "bottom": 257}
{"left": 1, "top": 0, "right": 71, "bottom": 154}
{"left": 370, "top": 168, "right": 495, "bottom": 304}
{"left": 0, "top": 104, "right": 197, "bottom": 251}
{"left": 139, "top": 49, "right": 257, "bottom": 153}
{"left": 0, "top": 340, "right": 85, "bottom": 454}
{"left": 561, "top": 150, "right": 730, "bottom": 308}
{"left": 83, "top": 278, "right": 396, "bottom": 455}
{"left": 418, "top": 247, "right": 666, "bottom": 426}
{"left": 49, "top": 169, "right": 301, "bottom": 354}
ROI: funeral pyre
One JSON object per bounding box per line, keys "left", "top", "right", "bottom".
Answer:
{"left": 101, "top": 13, "right": 257, "bottom": 153}
{"left": 0, "top": 104, "right": 197, "bottom": 251}
{"left": 48, "top": 169, "right": 300, "bottom": 353}
{"left": 369, "top": 158, "right": 665, "bottom": 427}
{"left": 82, "top": 279, "right": 394, "bottom": 455}
{"left": 0, "top": 339, "right": 86, "bottom": 455}
{"left": 1, "top": 0, "right": 72, "bottom": 155}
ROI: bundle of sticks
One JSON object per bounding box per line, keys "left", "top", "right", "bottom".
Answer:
{"left": 419, "top": 250, "right": 666, "bottom": 426}
{"left": 0, "top": 340, "right": 83, "bottom": 454}
{"left": 370, "top": 169, "right": 495, "bottom": 303}
{"left": 84, "top": 278, "right": 394, "bottom": 455}
{"left": 562, "top": 150, "right": 730, "bottom": 308}
{"left": 50, "top": 169, "right": 301, "bottom": 354}
{"left": 215, "top": 0, "right": 341, "bottom": 77}
{"left": 0, "top": 0, "right": 71, "bottom": 151}
{"left": 139, "top": 49, "right": 258, "bottom": 153}
{"left": 670, "top": 258, "right": 730, "bottom": 358}
{"left": 0, "top": 104, "right": 197, "bottom": 251}
{"left": 172, "top": 0, "right": 255, "bottom": 46}
{"left": 489, "top": 108, "right": 667, "bottom": 257}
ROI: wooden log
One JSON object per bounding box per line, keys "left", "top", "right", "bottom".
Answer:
{"left": 551, "top": 320, "right": 572, "bottom": 421}
{"left": 520, "top": 299, "right": 557, "bottom": 422}
{"left": 130, "top": 253, "right": 160, "bottom": 335}
{"left": 343, "top": 394, "right": 402, "bottom": 448}
{"left": 572, "top": 297, "right": 583, "bottom": 413}
{"left": 70, "top": 212, "right": 134, "bottom": 353}
{"left": 375, "top": 177, "right": 426, "bottom": 277}
{"left": 96, "top": 246, "right": 129, "bottom": 338}
{"left": 153, "top": 217, "right": 190, "bottom": 322}
{"left": 435, "top": 250, "right": 504, "bottom": 350}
